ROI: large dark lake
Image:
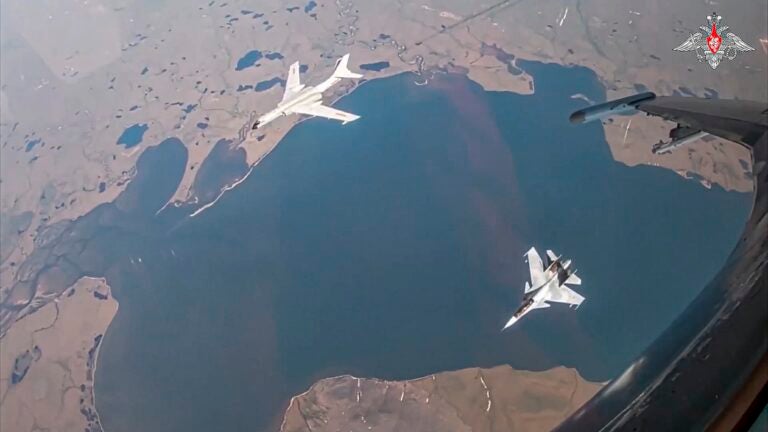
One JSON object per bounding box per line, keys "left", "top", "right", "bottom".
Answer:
{"left": 94, "top": 62, "right": 751, "bottom": 431}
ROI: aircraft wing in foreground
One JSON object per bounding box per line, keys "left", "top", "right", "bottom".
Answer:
{"left": 569, "top": 91, "right": 767, "bottom": 155}
{"left": 503, "top": 247, "right": 585, "bottom": 330}
{"left": 557, "top": 94, "right": 767, "bottom": 432}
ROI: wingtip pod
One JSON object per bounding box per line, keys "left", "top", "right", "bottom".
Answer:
{"left": 333, "top": 53, "right": 364, "bottom": 79}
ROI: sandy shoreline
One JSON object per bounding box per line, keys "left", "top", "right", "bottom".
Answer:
{"left": 0, "top": 277, "right": 117, "bottom": 432}
{"left": 1, "top": 0, "right": 764, "bottom": 429}
{"left": 3, "top": 0, "right": 761, "bottom": 312}
{"left": 278, "top": 365, "right": 603, "bottom": 432}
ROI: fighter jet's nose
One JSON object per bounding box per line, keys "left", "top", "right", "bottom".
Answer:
{"left": 502, "top": 317, "right": 517, "bottom": 331}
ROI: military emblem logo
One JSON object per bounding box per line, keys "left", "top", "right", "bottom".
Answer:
{"left": 674, "top": 13, "right": 755, "bottom": 69}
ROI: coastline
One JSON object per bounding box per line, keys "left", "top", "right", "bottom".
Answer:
{"left": 179, "top": 55, "right": 751, "bottom": 223}
{"left": 0, "top": 276, "right": 117, "bottom": 432}
{"left": 3, "top": 0, "right": 761, "bottom": 337}
{"left": 187, "top": 78, "right": 370, "bottom": 220}
{"left": 88, "top": 278, "right": 116, "bottom": 432}
{"left": 277, "top": 365, "right": 603, "bottom": 432}
{"left": 1, "top": 1, "right": 764, "bottom": 430}
{"left": 6, "top": 63, "right": 756, "bottom": 432}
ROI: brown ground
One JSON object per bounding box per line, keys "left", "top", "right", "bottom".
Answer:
{"left": 0, "top": 0, "right": 765, "bottom": 429}
{"left": 2, "top": 0, "right": 765, "bottom": 308}
{"left": 279, "top": 365, "right": 603, "bottom": 432}
{"left": 0, "top": 277, "right": 117, "bottom": 432}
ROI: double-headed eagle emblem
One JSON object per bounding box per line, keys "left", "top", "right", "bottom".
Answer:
{"left": 674, "top": 12, "right": 755, "bottom": 69}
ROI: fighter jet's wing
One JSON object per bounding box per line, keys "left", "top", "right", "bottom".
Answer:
{"left": 525, "top": 247, "right": 547, "bottom": 288}
{"left": 281, "top": 61, "right": 304, "bottom": 102}
{"left": 546, "top": 285, "right": 585, "bottom": 306}
{"left": 289, "top": 103, "right": 361, "bottom": 124}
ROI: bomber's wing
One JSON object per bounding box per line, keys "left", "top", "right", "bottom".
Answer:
{"left": 525, "top": 247, "right": 546, "bottom": 289}
{"left": 673, "top": 33, "right": 703, "bottom": 51}
{"left": 290, "top": 103, "right": 360, "bottom": 124}
{"left": 282, "top": 61, "right": 304, "bottom": 102}
{"left": 546, "top": 285, "right": 585, "bottom": 307}
{"left": 724, "top": 33, "right": 755, "bottom": 51}
{"left": 569, "top": 93, "right": 768, "bottom": 149}
{"left": 562, "top": 94, "right": 768, "bottom": 432}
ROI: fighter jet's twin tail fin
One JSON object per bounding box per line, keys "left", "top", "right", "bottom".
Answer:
{"left": 503, "top": 246, "right": 586, "bottom": 330}
{"left": 333, "top": 54, "right": 364, "bottom": 79}
{"left": 524, "top": 281, "right": 534, "bottom": 294}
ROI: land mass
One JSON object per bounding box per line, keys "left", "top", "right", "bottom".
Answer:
{"left": 279, "top": 365, "right": 603, "bottom": 432}
{"left": 3, "top": 0, "right": 765, "bottom": 327}
{"left": 0, "top": 0, "right": 765, "bottom": 429}
{"left": 0, "top": 277, "right": 116, "bottom": 432}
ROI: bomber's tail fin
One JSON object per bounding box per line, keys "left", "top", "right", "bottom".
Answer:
{"left": 333, "top": 53, "right": 363, "bottom": 79}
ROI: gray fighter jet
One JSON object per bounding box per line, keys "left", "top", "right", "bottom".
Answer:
{"left": 503, "top": 247, "right": 584, "bottom": 330}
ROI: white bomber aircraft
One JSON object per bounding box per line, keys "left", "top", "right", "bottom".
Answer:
{"left": 502, "top": 247, "right": 585, "bottom": 330}
{"left": 252, "top": 53, "right": 363, "bottom": 130}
